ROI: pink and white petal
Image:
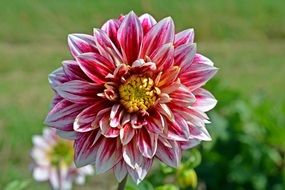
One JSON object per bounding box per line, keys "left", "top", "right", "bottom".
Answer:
{"left": 170, "top": 85, "right": 196, "bottom": 107}
{"left": 138, "top": 129, "right": 158, "bottom": 158}
{"left": 145, "top": 110, "right": 165, "bottom": 134}
{"left": 174, "top": 28, "right": 194, "bottom": 47}
{"left": 174, "top": 43, "right": 196, "bottom": 73}
{"left": 180, "top": 139, "right": 200, "bottom": 150}
{"left": 93, "top": 28, "right": 123, "bottom": 65}
{"left": 48, "top": 67, "right": 69, "bottom": 90}
{"left": 156, "top": 140, "right": 181, "bottom": 168}
{"left": 192, "top": 88, "right": 217, "bottom": 112}
{"left": 62, "top": 60, "right": 90, "bottom": 81}
{"left": 113, "top": 160, "right": 128, "bottom": 182}
{"left": 95, "top": 138, "right": 122, "bottom": 174}
{"left": 55, "top": 80, "right": 102, "bottom": 104}
{"left": 150, "top": 43, "right": 174, "bottom": 71}
{"left": 101, "top": 19, "right": 120, "bottom": 49}
{"left": 68, "top": 33, "right": 97, "bottom": 57}
{"left": 156, "top": 103, "right": 174, "bottom": 122}
{"left": 137, "top": 158, "right": 153, "bottom": 182}
{"left": 117, "top": 11, "right": 143, "bottom": 64}
{"left": 110, "top": 104, "right": 124, "bottom": 128}
{"left": 74, "top": 131, "right": 101, "bottom": 167}
{"left": 120, "top": 123, "right": 135, "bottom": 145}
{"left": 139, "top": 17, "right": 175, "bottom": 58}
{"left": 99, "top": 114, "right": 120, "bottom": 138}
{"left": 158, "top": 66, "right": 180, "bottom": 87}
{"left": 123, "top": 138, "right": 143, "bottom": 169}
{"left": 45, "top": 99, "right": 86, "bottom": 131}
{"left": 167, "top": 113, "right": 190, "bottom": 141}
{"left": 76, "top": 52, "right": 114, "bottom": 84}
{"left": 127, "top": 165, "right": 141, "bottom": 184}
{"left": 180, "top": 63, "right": 218, "bottom": 91}
{"left": 189, "top": 125, "right": 212, "bottom": 141}
{"left": 33, "top": 167, "right": 49, "bottom": 181}
{"left": 193, "top": 53, "right": 214, "bottom": 66}
{"left": 139, "top": 13, "right": 157, "bottom": 34}
{"left": 74, "top": 101, "right": 110, "bottom": 132}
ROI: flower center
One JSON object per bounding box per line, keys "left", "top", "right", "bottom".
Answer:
{"left": 50, "top": 140, "right": 73, "bottom": 166}
{"left": 119, "top": 75, "right": 157, "bottom": 113}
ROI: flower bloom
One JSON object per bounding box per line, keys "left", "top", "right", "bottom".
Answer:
{"left": 45, "top": 11, "right": 217, "bottom": 183}
{"left": 31, "top": 128, "right": 94, "bottom": 190}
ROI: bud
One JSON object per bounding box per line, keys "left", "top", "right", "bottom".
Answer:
{"left": 176, "top": 168, "right": 197, "bottom": 189}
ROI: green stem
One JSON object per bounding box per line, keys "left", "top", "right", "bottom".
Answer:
{"left": 117, "top": 175, "right": 128, "bottom": 190}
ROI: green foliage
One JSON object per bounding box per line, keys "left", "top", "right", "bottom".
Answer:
{"left": 4, "top": 180, "right": 30, "bottom": 190}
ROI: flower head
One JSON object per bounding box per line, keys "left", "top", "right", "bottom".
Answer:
{"left": 45, "top": 11, "right": 217, "bottom": 184}
{"left": 31, "top": 128, "right": 94, "bottom": 189}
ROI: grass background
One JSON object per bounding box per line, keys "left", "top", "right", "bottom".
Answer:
{"left": 0, "top": 0, "right": 284, "bottom": 189}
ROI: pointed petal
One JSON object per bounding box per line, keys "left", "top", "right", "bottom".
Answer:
{"left": 167, "top": 113, "right": 190, "bottom": 141}
{"left": 127, "top": 158, "right": 153, "bottom": 184}
{"left": 120, "top": 123, "right": 135, "bottom": 145}
{"left": 138, "top": 129, "right": 158, "bottom": 158}
{"left": 99, "top": 114, "right": 120, "bottom": 138}
{"left": 113, "top": 160, "right": 128, "bottom": 182}
{"left": 74, "top": 101, "right": 110, "bottom": 132}
{"left": 62, "top": 60, "right": 90, "bottom": 81}
{"left": 93, "top": 28, "right": 123, "bottom": 65}
{"left": 192, "top": 88, "right": 217, "bottom": 112}
{"left": 54, "top": 80, "right": 102, "bottom": 103}
{"left": 170, "top": 85, "right": 196, "bottom": 107}
{"left": 180, "top": 139, "right": 200, "bottom": 150}
{"left": 68, "top": 34, "right": 97, "bottom": 57}
{"left": 45, "top": 99, "right": 86, "bottom": 131}
{"left": 158, "top": 66, "right": 180, "bottom": 87}
{"left": 174, "top": 29, "right": 194, "bottom": 47}
{"left": 139, "top": 13, "right": 157, "bottom": 34}
{"left": 180, "top": 62, "right": 218, "bottom": 91}
{"left": 156, "top": 103, "right": 174, "bottom": 122}
{"left": 189, "top": 125, "right": 212, "bottom": 141}
{"left": 101, "top": 19, "right": 120, "bottom": 49}
{"left": 174, "top": 43, "right": 196, "bottom": 73}
{"left": 76, "top": 52, "right": 114, "bottom": 84}
{"left": 140, "top": 17, "right": 175, "bottom": 58}
{"left": 56, "top": 129, "right": 79, "bottom": 140}
{"left": 150, "top": 43, "right": 174, "bottom": 71}
{"left": 48, "top": 67, "right": 68, "bottom": 90}
{"left": 117, "top": 11, "right": 143, "bottom": 64}
{"left": 74, "top": 131, "right": 101, "bottom": 167}
{"left": 123, "top": 138, "right": 143, "bottom": 169}
{"left": 145, "top": 110, "right": 165, "bottom": 134}
{"left": 156, "top": 140, "right": 181, "bottom": 167}
{"left": 95, "top": 138, "right": 122, "bottom": 173}
{"left": 193, "top": 53, "right": 214, "bottom": 66}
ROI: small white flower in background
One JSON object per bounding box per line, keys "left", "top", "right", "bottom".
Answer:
{"left": 31, "top": 128, "right": 94, "bottom": 190}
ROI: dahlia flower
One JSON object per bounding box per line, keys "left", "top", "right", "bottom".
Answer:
{"left": 45, "top": 11, "right": 217, "bottom": 184}
{"left": 31, "top": 128, "right": 94, "bottom": 190}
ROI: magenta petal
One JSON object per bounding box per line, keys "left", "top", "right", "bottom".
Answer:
{"left": 56, "top": 129, "right": 79, "bottom": 140}
{"left": 139, "top": 13, "right": 157, "bottom": 34}
{"left": 68, "top": 33, "right": 97, "bottom": 57}
{"left": 101, "top": 19, "right": 120, "bottom": 49}
{"left": 95, "top": 138, "right": 122, "bottom": 174}
{"left": 192, "top": 88, "right": 217, "bottom": 112}
{"left": 145, "top": 110, "right": 165, "bottom": 134}
{"left": 180, "top": 139, "right": 200, "bottom": 150}
{"left": 174, "top": 43, "right": 196, "bottom": 73}
{"left": 117, "top": 11, "right": 143, "bottom": 64}
{"left": 189, "top": 125, "right": 212, "bottom": 141}
{"left": 99, "top": 114, "right": 120, "bottom": 138}
{"left": 62, "top": 60, "right": 90, "bottom": 81}
{"left": 150, "top": 43, "right": 174, "bottom": 71}
{"left": 174, "top": 28, "right": 194, "bottom": 47}
{"left": 93, "top": 28, "right": 123, "bottom": 65}
{"left": 170, "top": 85, "right": 196, "bottom": 107}
{"left": 48, "top": 67, "right": 68, "bottom": 90}
{"left": 74, "top": 131, "right": 100, "bottom": 167}
{"left": 55, "top": 80, "right": 102, "bottom": 103}
{"left": 123, "top": 138, "right": 143, "bottom": 169}
{"left": 193, "top": 53, "right": 214, "bottom": 66}
{"left": 167, "top": 113, "right": 190, "bottom": 141}
{"left": 74, "top": 101, "right": 109, "bottom": 132}
{"left": 140, "top": 17, "right": 175, "bottom": 58}
{"left": 138, "top": 129, "right": 158, "bottom": 158}
{"left": 45, "top": 99, "right": 86, "bottom": 131}
{"left": 76, "top": 52, "right": 114, "bottom": 84}
{"left": 156, "top": 140, "right": 181, "bottom": 167}
{"left": 113, "top": 160, "right": 127, "bottom": 182}
{"left": 180, "top": 62, "right": 218, "bottom": 91}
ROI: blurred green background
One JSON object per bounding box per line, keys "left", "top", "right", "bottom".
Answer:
{"left": 0, "top": 0, "right": 284, "bottom": 189}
